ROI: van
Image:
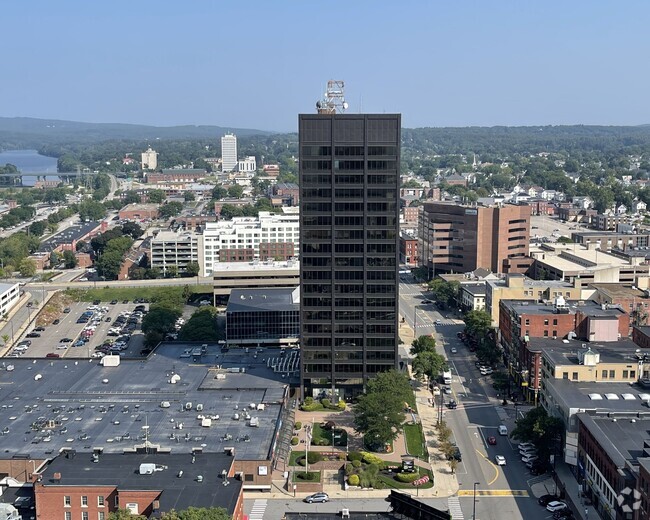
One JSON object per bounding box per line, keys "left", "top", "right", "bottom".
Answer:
{"left": 442, "top": 371, "right": 452, "bottom": 385}
{"left": 498, "top": 425, "right": 508, "bottom": 436}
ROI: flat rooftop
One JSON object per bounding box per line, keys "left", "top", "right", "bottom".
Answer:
{"left": 212, "top": 260, "right": 299, "bottom": 274}
{"left": 40, "top": 452, "right": 241, "bottom": 514}
{"left": 462, "top": 283, "right": 486, "bottom": 296}
{"left": 488, "top": 276, "right": 574, "bottom": 288}
{"left": 545, "top": 378, "right": 650, "bottom": 414}
{"left": 0, "top": 343, "right": 289, "bottom": 460}
{"left": 500, "top": 299, "right": 626, "bottom": 318}
{"left": 228, "top": 288, "right": 300, "bottom": 313}
{"left": 38, "top": 221, "right": 101, "bottom": 252}
{"left": 576, "top": 413, "right": 650, "bottom": 468}
{"left": 589, "top": 283, "right": 647, "bottom": 300}
{"left": 533, "top": 337, "right": 640, "bottom": 364}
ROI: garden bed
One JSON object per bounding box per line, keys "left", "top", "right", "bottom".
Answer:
{"left": 312, "top": 422, "right": 348, "bottom": 447}
{"left": 292, "top": 471, "right": 321, "bottom": 483}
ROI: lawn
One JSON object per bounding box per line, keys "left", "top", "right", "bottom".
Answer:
{"left": 292, "top": 471, "right": 321, "bottom": 483}
{"left": 288, "top": 450, "right": 306, "bottom": 467}
{"left": 403, "top": 423, "right": 427, "bottom": 460}
{"left": 312, "top": 423, "right": 348, "bottom": 447}
{"left": 66, "top": 285, "right": 212, "bottom": 303}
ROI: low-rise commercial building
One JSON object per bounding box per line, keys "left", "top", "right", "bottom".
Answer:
{"left": 38, "top": 221, "right": 104, "bottom": 253}
{"left": 118, "top": 203, "right": 160, "bottom": 221}
{"left": 0, "top": 283, "right": 20, "bottom": 316}
{"left": 460, "top": 282, "right": 486, "bottom": 311}
{"left": 226, "top": 288, "right": 300, "bottom": 347}
{"left": 399, "top": 233, "right": 418, "bottom": 266}
{"left": 571, "top": 231, "right": 650, "bottom": 250}
{"left": 146, "top": 169, "right": 208, "bottom": 184}
{"left": 212, "top": 260, "right": 299, "bottom": 304}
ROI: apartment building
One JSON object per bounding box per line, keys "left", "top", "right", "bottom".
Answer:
{"left": 419, "top": 202, "right": 531, "bottom": 275}
{"left": 150, "top": 230, "right": 202, "bottom": 276}
{"left": 202, "top": 209, "right": 299, "bottom": 276}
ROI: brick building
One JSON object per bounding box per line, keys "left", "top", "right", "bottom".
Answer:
{"left": 118, "top": 203, "right": 160, "bottom": 220}
{"left": 146, "top": 169, "right": 207, "bottom": 184}
{"left": 399, "top": 233, "right": 419, "bottom": 266}
{"left": 419, "top": 202, "right": 531, "bottom": 275}
{"left": 35, "top": 451, "right": 244, "bottom": 520}
{"left": 272, "top": 182, "right": 299, "bottom": 206}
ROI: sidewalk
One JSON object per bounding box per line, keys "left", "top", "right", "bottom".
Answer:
{"left": 555, "top": 462, "right": 598, "bottom": 520}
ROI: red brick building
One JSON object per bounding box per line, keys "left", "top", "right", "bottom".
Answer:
{"left": 118, "top": 203, "right": 160, "bottom": 220}
{"left": 146, "top": 169, "right": 207, "bottom": 184}
{"left": 35, "top": 451, "right": 244, "bottom": 520}
{"left": 273, "top": 182, "right": 299, "bottom": 206}
{"left": 420, "top": 202, "right": 531, "bottom": 275}
{"left": 259, "top": 241, "right": 295, "bottom": 261}
{"left": 399, "top": 234, "right": 419, "bottom": 266}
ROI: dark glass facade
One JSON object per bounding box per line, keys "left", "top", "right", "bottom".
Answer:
{"left": 299, "top": 114, "right": 401, "bottom": 398}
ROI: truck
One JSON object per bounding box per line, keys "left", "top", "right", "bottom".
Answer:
{"left": 442, "top": 370, "right": 452, "bottom": 385}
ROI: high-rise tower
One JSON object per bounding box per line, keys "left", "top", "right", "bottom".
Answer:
{"left": 299, "top": 87, "right": 400, "bottom": 399}
{"left": 221, "top": 133, "right": 238, "bottom": 173}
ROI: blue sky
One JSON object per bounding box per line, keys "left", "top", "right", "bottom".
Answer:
{"left": 2, "top": 1, "right": 649, "bottom": 132}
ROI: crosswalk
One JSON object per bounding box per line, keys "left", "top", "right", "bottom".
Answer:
{"left": 448, "top": 496, "right": 464, "bottom": 519}
{"left": 248, "top": 499, "right": 267, "bottom": 520}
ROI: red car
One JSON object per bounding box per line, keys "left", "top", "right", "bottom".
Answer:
{"left": 487, "top": 436, "right": 497, "bottom": 445}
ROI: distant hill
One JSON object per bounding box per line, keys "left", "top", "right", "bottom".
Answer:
{"left": 0, "top": 117, "right": 273, "bottom": 148}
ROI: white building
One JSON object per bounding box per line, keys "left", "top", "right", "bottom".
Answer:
{"left": 141, "top": 147, "right": 158, "bottom": 171}
{"left": 237, "top": 156, "right": 257, "bottom": 173}
{"left": 202, "top": 209, "right": 299, "bottom": 276}
{"left": 221, "top": 134, "right": 238, "bottom": 173}
{"left": 150, "top": 231, "right": 202, "bottom": 276}
{"left": 0, "top": 283, "right": 21, "bottom": 317}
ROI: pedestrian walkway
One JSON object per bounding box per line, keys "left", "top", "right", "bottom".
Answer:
{"left": 248, "top": 499, "right": 268, "bottom": 520}
{"left": 447, "top": 496, "right": 464, "bottom": 519}
{"left": 555, "top": 462, "right": 598, "bottom": 520}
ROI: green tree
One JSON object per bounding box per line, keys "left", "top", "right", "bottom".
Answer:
{"left": 411, "top": 350, "right": 448, "bottom": 381}
{"left": 556, "top": 236, "right": 573, "bottom": 244}
{"left": 160, "top": 507, "right": 231, "bottom": 520}
{"left": 121, "top": 221, "right": 143, "bottom": 240}
{"left": 185, "top": 261, "right": 200, "bottom": 277}
{"left": 184, "top": 191, "right": 196, "bottom": 202}
{"left": 511, "top": 407, "right": 564, "bottom": 461}
{"left": 227, "top": 184, "right": 244, "bottom": 198}
{"left": 142, "top": 306, "right": 182, "bottom": 347}
{"left": 123, "top": 190, "right": 141, "bottom": 204}
{"left": 212, "top": 186, "right": 227, "bottom": 199}
{"left": 464, "top": 309, "right": 492, "bottom": 337}
{"left": 147, "top": 189, "right": 165, "bottom": 203}
{"left": 410, "top": 335, "right": 436, "bottom": 356}
{"left": 219, "top": 204, "right": 244, "bottom": 219}
{"left": 159, "top": 202, "right": 183, "bottom": 219}
{"left": 165, "top": 265, "right": 179, "bottom": 278}
{"left": 366, "top": 370, "right": 414, "bottom": 408}
{"left": 108, "top": 509, "right": 146, "bottom": 519}
{"left": 353, "top": 391, "right": 404, "bottom": 450}
{"left": 427, "top": 279, "right": 460, "bottom": 308}
{"left": 95, "top": 250, "right": 124, "bottom": 280}
{"left": 18, "top": 258, "right": 36, "bottom": 277}
{"left": 179, "top": 307, "right": 220, "bottom": 341}
{"left": 63, "top": 250, "right": 78, "bottom": 269}
{"left": 49, "top": 251, "right": 61, "bottom": 266}
{"left": 28, "top": 220, "right": 47, "bottom": 237}
{"left": 78, "top": 200, "right": 107, "bottom": 221}
{"left": 76, "top": 240, "right": 87, "bottom": 252}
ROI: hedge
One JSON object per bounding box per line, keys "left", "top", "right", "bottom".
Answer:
{"left": 361, "top": 452, "right": 384, "bottom": 466}
{"left": 295, "top": 421, "right": 302, "bottom": 430}
{"left": 352, "top": 460, "right": 362, "bottom": 468}
{"left": 347, "top": 451, "right": 363, "bottom": 462}
{"left": 291, "top": 437, "right": 299, "bottom": 446}
{"left": 395, "top": 471, "right": 421, "bottom": 483}
{"left": 307, "top": 451, "right": 323, "bottom": 464}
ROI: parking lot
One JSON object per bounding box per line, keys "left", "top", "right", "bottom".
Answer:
{"left": 5, "top": 301, "right": 148, "bottom": 359}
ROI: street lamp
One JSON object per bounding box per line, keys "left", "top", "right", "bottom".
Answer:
{"left": 473, "top": 482, "right": 480, "bottom": 520}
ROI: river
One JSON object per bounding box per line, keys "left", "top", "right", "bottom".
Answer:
{"left": 0, "top": 149, "right": 60, "bottom": 186}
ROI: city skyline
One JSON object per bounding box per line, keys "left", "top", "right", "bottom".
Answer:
{"left": 2, "top": 1, "right": 649, "bottom": 132}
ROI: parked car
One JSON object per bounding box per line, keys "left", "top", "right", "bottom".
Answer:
{"left": 450, "top": 446, "right": 462, "bottom": 461}
{"left": 34, "top": 327, "right": 45, "bottom": 332}
{"left": 546, "top": 501, "right": 567, "bottom": 513}
{"left": 46, "top": 353, "right": 60, "bottom": 358}
{"left": 450, "top": 347, "right": 457, "bottom": 354}
{"left": 421, "top": 299, "right": 432, "bottom": 305}
{"left": 522, "top": 454, "right": 539, "bottom": 464}
{"left": 498, "top": 425, "right": 508, "bottom": 436}
{"left": 59, "top": 338, "right": 73, "bottom": 343}
{"left": 26, "top": 332, "right": 41, "bottom": 338}
{"left": 487, "top": 436, "right": 497, "bottom": 445}
{"left": 110, "top": 300, "right": 118, "bottom": 305}
{"left": 304, "top": 493, "right": 329, "bottom": 504}
{"left": 538, "top": 494, "right": 561, "bottom": 506}
{"left": 447, "top": 400, "right": 457, "bottom": 409}
{"left": 63, "top": 308, "right": 71, "bottom": 313}
{"left": 518, "top": 442, "right": 535, "bottom": 450}
{"left": 52, "top": 319, "right": 60, "bottom": 325}
{"left": 495, "top": 455, "right": 506, "bottom": 466}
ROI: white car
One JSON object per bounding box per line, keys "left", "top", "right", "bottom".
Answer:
{"left": 495, "top": 455, "right": 506, "bottom": 466}
{"left": 546, "top": 501, "right": 567, "bottom": 512}
{"left": 450, "top": 347, "right": 457, "bottom": 354}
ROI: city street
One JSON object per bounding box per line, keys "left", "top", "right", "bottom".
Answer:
{"left": 398, "top": 276, "right": 550, "bottom": 520}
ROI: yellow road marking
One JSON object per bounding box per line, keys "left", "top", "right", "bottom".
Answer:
{"left": 475, "top": 448, "right": 500, "bottom": 485}
{"left": 458, "top": 489, "right": 529, "bottom": 497}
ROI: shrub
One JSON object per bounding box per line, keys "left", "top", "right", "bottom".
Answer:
{"left": 314, "top": 438, "right": 330, "bottom": 446}
{"left": 338, "top": 401, "right": 346, "bottom": 410}
{"left": 361, "top": 452, "right": 384, "bottom": 466}
{"left": 291, "top": 437, "right": 299, "bottom": 446}
{"left": 297, "top": 457, "right": 306, "bottom": 467}
{"left": 352, "top": 460, "right": 362, "bottom": 468}
{"left": 322, "top": 420, "right": 336, "bottom": 430}
{"left": 294, "top": 421, "right": 302, "bottom": 430}
{"left": 307, "top": 451, "right": 323, "bottom": 464}
{"left": 304, "top": 397, "right": 314, "bottom": 405}
{"left": 296, "top": 471, "right": 316, "bottom": 481}
{"left": 300, "top": 402, "right": 322, "bottom": 412}
{"left": 322, "top": 398, "right": 331, "bottom": 408}
{"left": 395, "top": 471, "right": 421, "bottom": 483}
{"left": 348, "top": 474, "right": 360, "bottom": 486}
{"left": 347, "top": 451, "right": 363, "bottom": 462}
{"left": 345, "top": 463, "right": 354, "bottom": 476}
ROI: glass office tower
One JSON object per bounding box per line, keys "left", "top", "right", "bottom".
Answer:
{"left": 299, "top": 114, "right": 401, "bottom": 399}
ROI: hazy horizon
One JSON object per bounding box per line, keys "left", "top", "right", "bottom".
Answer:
{"left": 2, "top": 1, "right": 649, "bottom": 132}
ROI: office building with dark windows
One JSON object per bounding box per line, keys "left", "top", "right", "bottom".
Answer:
{"left": 299, "top": 113, "right": 401, "bottom": 399}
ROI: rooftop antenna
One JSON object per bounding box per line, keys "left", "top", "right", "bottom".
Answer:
{"left": 316, "top": 80, "right": 349, "bottom": 114}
